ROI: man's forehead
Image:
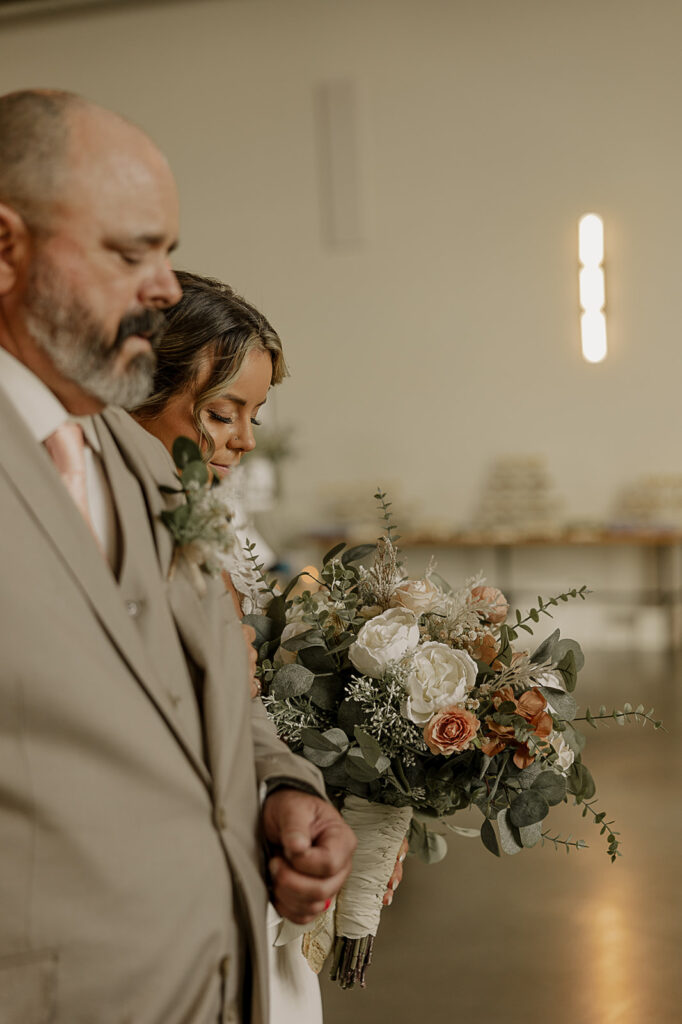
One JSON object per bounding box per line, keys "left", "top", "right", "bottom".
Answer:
{"left": 58, "top": 148, "right": 179, "bottom": 239}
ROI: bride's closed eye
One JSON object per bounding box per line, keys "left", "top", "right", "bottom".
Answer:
{"left": 207, "top": 409, "right": 262, "bottom": 427}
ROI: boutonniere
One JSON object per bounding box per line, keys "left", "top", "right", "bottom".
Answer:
{"left": 159, "top": 437, "right": 237, "bottom": 596}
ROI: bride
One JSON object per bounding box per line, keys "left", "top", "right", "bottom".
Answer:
{"left": 133, "top": 269, "right": 405, "bottom": 1022}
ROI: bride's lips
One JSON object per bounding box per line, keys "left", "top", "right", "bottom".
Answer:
{"left": 209, "top": 462, "right": 233, "bottom": 478}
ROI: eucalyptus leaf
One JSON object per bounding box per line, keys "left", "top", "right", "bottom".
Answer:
{"left": 181, "top": 460, "right": 209, "bottom": 489}
{"left": 299, "top": 727, "right": 349, "bottom": 752}
{"left": 308, "top": 675, "right": 345, "bottom": 711}
{"left": 519, "top": 821, "right": 543, "bottom": 848}
{"left": 354, "top": 727, "right": 387, "bottom": 769}
{"left": 408, "top": 818, "right": 448, "bottom": 863}
{"left": 298, "top": 645, "right": 338, "bottom": 674}
{"left": 322, "top": 542, "right": 346, "bottom": 564}
{"left": 566, "top": 761, "right": 596, "bottom": 801}
{"left": 321, "top": 757, "right": 352, "bottom": 788}
{"left": 281, "top": 629, "right": 320, "bottom": 653}
{"left": 341, "top": 544, "right": 376, "bottom": 566}
{"left": 172, "top": 436, "right": 203, "bottom": 469}
{"left": 480, "top": 818, "right": 500, "bottom": 857}
{"left": 508, "top": 790, "right": 550, "bottom": 827}
{"left": 271, "top": 663, "right": 315, "bottom": 699}
{"left": 531, "top": 771, "right": 567, "bottom": 806}
{"left": 266, "top": 594, "right": 287, "bottom": 636}
{"left": 422, "top": 831, "right": 448, "bottom": 863}
{"left": 338, "top": 699, "right": 365, "bottom": 737}
{"left": 539, "top": 686, "right": 578, "bottom": 721}
{"left": 345, "top": 747, "right": 381, "bottom": 781}
{"left": 302, "top": 743, "right": 346, "bottom": 768}
{"left": 497, "top": 808, "right": 523, "bottom": 855}
{"left": 280, "top": 573, "right": 305, "bottom": 601}
{"left": 515, "top": 762, "right": 543, "bottom": 789}
{"left": 242, "top": 614, "right": 274, "bottom": 646}
{"left": 556, "top": 650, "right": 578, "bottom": 693}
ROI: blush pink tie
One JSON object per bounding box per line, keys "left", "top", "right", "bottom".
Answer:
{"left": 44, "top": 421, "right": 94, "bottom": 529}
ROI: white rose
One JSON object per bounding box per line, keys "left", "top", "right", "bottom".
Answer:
{"left": 390, "top": 577, "right": 444, "bottom": 615}
{"left": 348, "top": 607, "right": 420, "bottom": 678}
{"left": 403, "top": 643, "right": 478, "bottom": 725}
{"left": 549, "top": 731, "right": 575, "bottom": 773}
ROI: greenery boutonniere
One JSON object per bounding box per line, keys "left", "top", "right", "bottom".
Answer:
{"left": 159, "top": 437, "right": 237, "bottom": 595}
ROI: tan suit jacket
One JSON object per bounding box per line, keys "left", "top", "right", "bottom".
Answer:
{"left": 0, "top": 394, "right": 324, "bottom": 1024}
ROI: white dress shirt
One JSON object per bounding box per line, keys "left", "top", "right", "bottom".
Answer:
{"left": 0, "top": 345, "right": 119, "bottom": 567}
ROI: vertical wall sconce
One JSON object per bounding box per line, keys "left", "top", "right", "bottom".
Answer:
{"left": 578, "top": 213, "right": 607, "bottom": 363}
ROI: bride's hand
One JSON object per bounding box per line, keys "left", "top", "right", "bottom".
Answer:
{"left": 383, "top": 836, "right": 408, "bottom": 906}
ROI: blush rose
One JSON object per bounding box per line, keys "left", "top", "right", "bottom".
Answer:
{"left": 390, "top": 577, "right": 443, "bottom": 615}
{"left": 471, "top": 585, "right": 509, "bottom": 624}
{"left": 424, "top": 706, "right": 480, "bottom": 755}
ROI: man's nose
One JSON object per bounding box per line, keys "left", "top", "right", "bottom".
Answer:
{"left": 140, "top": 260, "right": 182, "bottom": 309}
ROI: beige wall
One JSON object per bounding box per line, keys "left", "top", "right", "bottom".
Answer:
{"left": 2, "top": 0, "right": 682, "bottom": 533}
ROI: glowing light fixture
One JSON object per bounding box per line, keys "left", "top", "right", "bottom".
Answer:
{"left": 578, "top": 213, "right": 607, "bottom": 363}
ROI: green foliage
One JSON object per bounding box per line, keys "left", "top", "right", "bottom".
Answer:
{"left": 408, "top": 818, "right": 448, "bottom": 863}
{"left": 576, "top": 704, "right": 664, "bottom": 731}
{"left": 480, "top": 818, "right": 500, "bottom": 857}
{"left": 541, "top": 832, "right": 588, "bottom": 854}
{"left": 374, "top": 489, "right": 401, "bottom": 546}
{"left": 271, "top": 664, "right": 315, "bottom": 699}
{"left": 505, "top": 589, "right": 589, "bottom": 643}
{"left": 160, "top": 435, "right": 236, "bottom": 581}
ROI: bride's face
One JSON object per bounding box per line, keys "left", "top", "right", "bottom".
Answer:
{"left": 146, "top": 347, "right": 273, "bottom": 477}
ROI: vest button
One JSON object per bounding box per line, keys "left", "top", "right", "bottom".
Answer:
{"left": 125, "top": 600, "right": 141, "bottom": 618}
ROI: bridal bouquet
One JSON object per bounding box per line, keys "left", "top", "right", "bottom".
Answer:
{"left": 244, "top": 493, "right": 661, "bottom": 989}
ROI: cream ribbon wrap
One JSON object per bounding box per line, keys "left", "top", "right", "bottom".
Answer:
{"left": 297, "top": 796, "right": 413, "bottom": 972}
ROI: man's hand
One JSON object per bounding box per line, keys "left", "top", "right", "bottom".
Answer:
{"left": 262, "top": 789, "right": 356, "bottom": 924}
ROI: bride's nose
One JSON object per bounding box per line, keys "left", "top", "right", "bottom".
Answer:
{"left": 230, "top": 420, "right": 256, "bottom": 453}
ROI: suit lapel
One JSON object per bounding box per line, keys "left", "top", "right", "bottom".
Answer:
{"left": 0, "top": 393, "right": 210, "bottom": 788}
{"left": 100, "top": 408, "right": 245, "bottom": 796}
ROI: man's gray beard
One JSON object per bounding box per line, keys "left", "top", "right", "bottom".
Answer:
{"left": 24, "top": 264, "right": 157, "bottom": 410}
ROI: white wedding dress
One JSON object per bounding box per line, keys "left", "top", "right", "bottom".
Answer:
{"left": 220, "top": 479, "right": 323, "bottom": 1024}
{"left": 267, "top": 906, "right": 323, "bottom": 1024}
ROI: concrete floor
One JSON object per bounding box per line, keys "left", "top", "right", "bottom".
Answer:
{"left": 320, "top": 651, "right": 681, "bottom": 1024}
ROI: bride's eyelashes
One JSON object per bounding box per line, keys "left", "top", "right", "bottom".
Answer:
{"left": 207, "top": 409, "right": 262, "bottom": 427}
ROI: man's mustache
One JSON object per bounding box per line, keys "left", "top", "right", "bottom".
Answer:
{"left": 113, "top": 309, "right": 168, "bottom": 352}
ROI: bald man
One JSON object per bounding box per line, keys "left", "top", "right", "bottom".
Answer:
{"left": 0, "top": 90, "right": 354, "bottom": 1024}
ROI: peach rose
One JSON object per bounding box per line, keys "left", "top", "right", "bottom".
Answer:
{"left": 471, "top": 586, "right": 509, "bottom": 624}
{"left": 480, "top": 720, "right": 515, "bottom": 758}
{"left": 470, "top": 632, "right": 499, "bottom": 665}
{"left": 517, "top": 688, "right": 553, "bottom": 740}
{"left": 491, "top": 685, "right": 517, "bottom": 709}
{"left": 424, "top": 706, "right": 480, "bottom": 755}
{"left": 512, "top": 744, "right": 535, "bottom": 769}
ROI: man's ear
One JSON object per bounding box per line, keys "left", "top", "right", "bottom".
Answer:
{"left": 0, "top": 202, "right": 30, "bottom": 296}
